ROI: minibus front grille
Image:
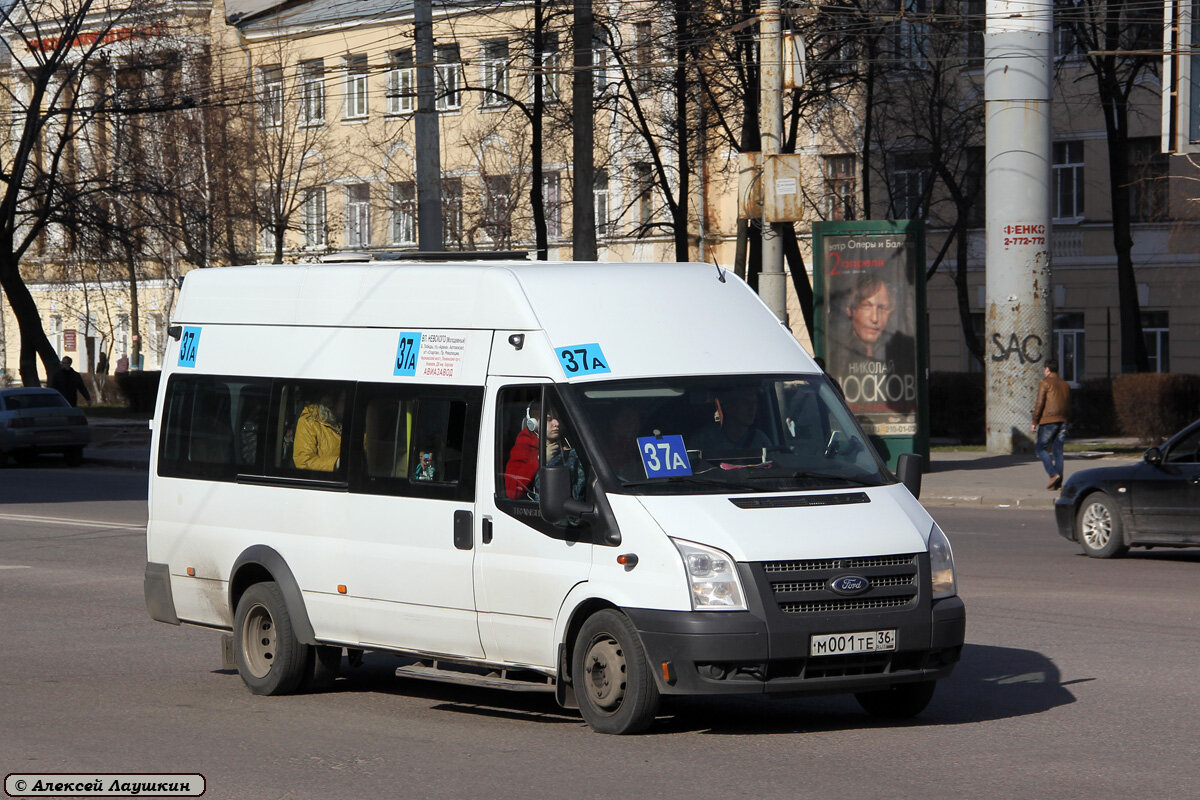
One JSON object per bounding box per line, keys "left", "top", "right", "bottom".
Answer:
{"left": 778, "top": 596, "right": 912, "bottom": 614}
{"left": 754, "top": 553, "right": 921, "bottom": 614}
{"left": 763, "top": 554, "right": 917, "bottom": 573}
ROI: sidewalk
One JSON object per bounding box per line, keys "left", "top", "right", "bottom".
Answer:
{"left": 81, "top": 418, "right": 1146, "bottom": 509}
{"left": 922, "top": 440, "right": 1143, "bottom": 509}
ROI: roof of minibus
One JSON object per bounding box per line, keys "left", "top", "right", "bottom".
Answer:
{"left": 173, "top": 261, "right": 816, "bottom": 378}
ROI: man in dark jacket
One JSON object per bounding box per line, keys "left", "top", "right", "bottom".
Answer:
{"left": 49, "top": 356, "right": 92, "bottom": 407}
{"left": 1031, "top": 359, "right": 1070, "bottom": 490}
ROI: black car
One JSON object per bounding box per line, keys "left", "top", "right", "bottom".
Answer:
{"left": 1055, "top": 418, "right": 1200, "bottom": 558}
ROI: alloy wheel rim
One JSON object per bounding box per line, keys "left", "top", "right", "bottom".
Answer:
{"left": 1081, "top": 502, "right": 1112, "bottom": 549}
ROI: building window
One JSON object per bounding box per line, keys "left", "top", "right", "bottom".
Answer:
{"left": 51, "top": 314, "right": 63, "bottom": 356}
{"left": 443, "top": 177, "right": 464, "bottom": 247}
{"left": 391, "top": 181, "right": 416, "bottom": 244}
{"left": 1128, "top": 137, "right": 1168, "bottom": 222}
{"left": 965, "top": 0, "right": 984, "bottom": 68}
{"left": 543, "top": 172, "right": 562, "bottom": 238}
{"left": 965, "top": 146, "right": 985, "bottom": 226}
{"left": 967, "top": 311, "right": 985, "bottom": 373}
{"left": 299, "top": 60, "right": 325, "bottom": 125}
{"left": 823, "top": 154, "right": 856, "bottom": 221}
{"left": 344, "top": 54, "right": 369, "bottom": 119}
{"left": 593, "top": 35, "right": 611, "bottom": 98}
{"left": 387, "top": 49, "right": 414, "bottom": 114}
{"left": 633, "top": 162, "right": 654, "bottom": 227}
{"left": 889, "top": 154, "right": 928, "bottom": 219}
{"left": 259, "top": 65, "right": 283, "bottom": 127}
{"left": 1053, "top": 141, "right": 1084, "bottom": 220}
{"left": 1142, "top": 310, "right": 1169, "bottom": 373}
{"left": 536, "top": 33, "right": 559, "bottom": 103}
{"left": 891, "top": 0, "right": 930, "bottom": 70}
{"left": 436, "top": 45, "right": 462, "bottom": 111}
{"left": 594, "top": 169, "right": 610, "bottom": 237}
{"left": 481, "top": 39, "right": 509, "bottom": 107}
{"left": 1054, "top": 312, "right": 1085, "bottom": 384}
{"left": 303, "top": 188, "right": 327, "bottom": 248}
{"left": 634, "top": 22, "right": 653, "bottom": 95}
{"left": 484, "top": 175, "right": 512, "bottom": 243}
{"left": 1054, "top": 0, "right": 1086, "bottom": 58}
{"left": 346, "top": 183, "right": 371, "bottom": 247}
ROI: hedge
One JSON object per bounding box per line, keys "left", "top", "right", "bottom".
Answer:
{"left": 1111, "top": 373, "right": 1200, "bottom": 443}
{"left": 115, "top": 371, "right": 161, "bottom": 414}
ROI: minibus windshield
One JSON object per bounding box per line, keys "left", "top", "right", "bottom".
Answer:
{"left": 570, "top": 374, "right": 892, "bottom": 495}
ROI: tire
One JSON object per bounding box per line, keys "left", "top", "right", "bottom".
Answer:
{"left": 856, "top": 679, "right": 937, "bottom": 719}
{"left": 300, "top": 645, "right": 342, "bottom": 692}
{"left": 1076, "top": 493, "right": 1128, "bottom": 559}
{"left": 572, "top": 609, "right": 660, "bottom": 734}
{"left": 63, "top": 447, "right": 83, "bottom": 466}
{"left": 232, "top": 582, "right": 309, "bottom": 695}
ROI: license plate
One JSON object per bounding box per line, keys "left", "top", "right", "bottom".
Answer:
{"left": 810, "top": 630, "right": 897, "bottom": 656}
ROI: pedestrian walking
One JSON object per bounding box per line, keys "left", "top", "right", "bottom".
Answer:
{"left": 115, "top": 354, "right": 130, "bottom": 374}
{"left": 1031, "top": 359, "right": 1070, "bottom": 490}
{"left": 49, "top": 356, "right": 92, "bottom": 407}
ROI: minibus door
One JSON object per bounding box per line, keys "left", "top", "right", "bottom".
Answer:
{"left": 474, "top": 382, "right": 593, "bottom": 668}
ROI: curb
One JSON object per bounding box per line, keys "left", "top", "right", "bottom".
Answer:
{"left": 922, "top": 494, "right": 1057, "bottom": 509}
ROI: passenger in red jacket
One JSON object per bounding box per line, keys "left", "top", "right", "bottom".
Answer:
{"left": 504, "top": 401, "right": 541, "bottom": 498}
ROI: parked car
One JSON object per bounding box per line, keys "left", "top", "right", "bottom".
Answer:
{"left": 1055, "top": 418, "right": 1200, "bottom": 558}
{"left": 0, "top": 387, "right": 91, "bottom": 465}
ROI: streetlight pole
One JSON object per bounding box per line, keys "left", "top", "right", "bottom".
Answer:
{"left": 758, "top": 0, "right": 786, "bottom": 321}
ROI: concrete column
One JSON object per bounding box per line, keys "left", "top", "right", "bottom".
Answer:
{"left": 984, "top": 0, "right": 1053, "bottom": 454}
{"left": 758, "top": 0, "right": 786, "bottom": 321}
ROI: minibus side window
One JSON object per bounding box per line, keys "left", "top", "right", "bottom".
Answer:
{"left": 350, "top": 383, "right": 481, "bottom": 502}
{"left": 269, "top": 380, "right": 352, "bottom": 480}
{"left": 159, "top": 375, "right": 271, "bottom": 481}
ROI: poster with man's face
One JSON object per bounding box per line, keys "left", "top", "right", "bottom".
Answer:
{"left": 821, "top": 233, "right": 918, "bottom": 435}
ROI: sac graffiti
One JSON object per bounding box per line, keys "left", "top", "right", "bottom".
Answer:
{"left": 990, "top": 333, "right": 1044, "bottom": 364}
{"left": 841, "top": 372, "right": 917, "bottom": 404}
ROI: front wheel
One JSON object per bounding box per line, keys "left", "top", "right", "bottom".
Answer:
{"left": 572, "top": 609, "right": 660, "bottom": 734}
{"left": 233, "top": 582, "right": 309, "bottom": 695}
{"left": 856, "top": 679, "right": 937, "bottom": 719}
{"left": 1076, "top": 493, "right": 1127, "bottom": 558}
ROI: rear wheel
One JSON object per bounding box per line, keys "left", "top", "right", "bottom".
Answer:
{"left": 572, "top": 609, "right": 660, "bottom": 734}
{"left": 856, "top": 679, "right": 937, "bottom": 719}
{"left": 1076, "top": 493, "right": 1127, "bottom": 558}
{"left": 233, "top": 582, "right": 308, "bottom": 695}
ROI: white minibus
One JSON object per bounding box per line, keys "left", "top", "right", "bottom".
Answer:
{"left": 145, "top": 261, "right": 964, "bottom": 734}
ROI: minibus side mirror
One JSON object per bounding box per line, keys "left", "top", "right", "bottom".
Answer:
{"left": 896, "top": 453, "right": 923, "bottom": 499}
{"left": 539, "top": 463, "right": 594, "bottom": 524}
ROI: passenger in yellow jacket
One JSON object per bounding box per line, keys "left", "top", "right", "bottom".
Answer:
{"left": 294, "top": 400, "right": 343, "bottom": 472}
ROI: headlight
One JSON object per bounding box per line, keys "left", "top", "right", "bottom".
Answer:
{"left": 671, "top": 538, "right": 747, "bottom": 611}
{"left": 929, "top": 523, "right": 957, "bottom": 599}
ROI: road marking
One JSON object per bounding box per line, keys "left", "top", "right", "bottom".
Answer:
{"left": 0, "top": 513, "right": 144, "bottom": 532}
{"left": 0, "top": 565, "right": 32, "bottom": 570}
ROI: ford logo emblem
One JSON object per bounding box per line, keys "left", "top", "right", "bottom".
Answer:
{"left": 830, "top": 575, "right": 871, "bottom": 596}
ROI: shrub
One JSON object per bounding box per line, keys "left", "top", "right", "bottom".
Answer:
{"left": 1069, "top": 378, "right": 1116, "bottom": 438}
{"left": 929, "top": 372, "right": 985, "bottom": 443}
{"left": 115, "top": 370, "right": 161, "bottom": 414}
{"left": 1112, "top": 373, "right": 1200, "bottom": 443}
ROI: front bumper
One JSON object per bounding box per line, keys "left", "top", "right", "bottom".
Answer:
{"left": 624, "top": 555, "right": 965, "bottom": 697}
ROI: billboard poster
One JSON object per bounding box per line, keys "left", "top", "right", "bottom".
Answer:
{"left": 817, "top": 225, "right": 921, "bottom": 439}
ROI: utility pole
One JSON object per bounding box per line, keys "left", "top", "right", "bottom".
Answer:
{"left": 758, "top": 0, "right": 786, "bottom": 321}
{"left": 572, "top": 0, "right": 597, "bottom": 260}
{"left": 984, "top": 0, "right": 1053, "bottom": 454}
{"left": 415, "top": 0, "right": 443, "bottom": 251}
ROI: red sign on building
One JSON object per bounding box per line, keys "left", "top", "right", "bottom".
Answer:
{"left": 63, "top": 329, "right": 77, "bottom": 351}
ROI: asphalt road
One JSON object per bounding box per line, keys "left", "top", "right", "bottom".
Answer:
{"left": 2, "top": 465, "right": 1198, "bottom": 799}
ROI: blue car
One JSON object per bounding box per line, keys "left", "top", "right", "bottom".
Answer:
{"left": 0, "top": 387, "right": 91, "bottom": 465}
{"left": 1055, "top": 418, "right": 1200, "bottom": 558}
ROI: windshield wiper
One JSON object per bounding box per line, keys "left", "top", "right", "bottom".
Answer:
{"left": 743, "top": 470, "right": 878, "bottom": 487}
{"left": 620, "top": 475, "right": 755, "bottom": 492}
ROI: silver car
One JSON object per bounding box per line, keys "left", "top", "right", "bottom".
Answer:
{"left": 0, "top": 387, "right": 91, "bottom": 465}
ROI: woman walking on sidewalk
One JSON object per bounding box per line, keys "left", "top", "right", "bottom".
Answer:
{"left": 1031, "top": 359, "right": 1070, "bottom": 490}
